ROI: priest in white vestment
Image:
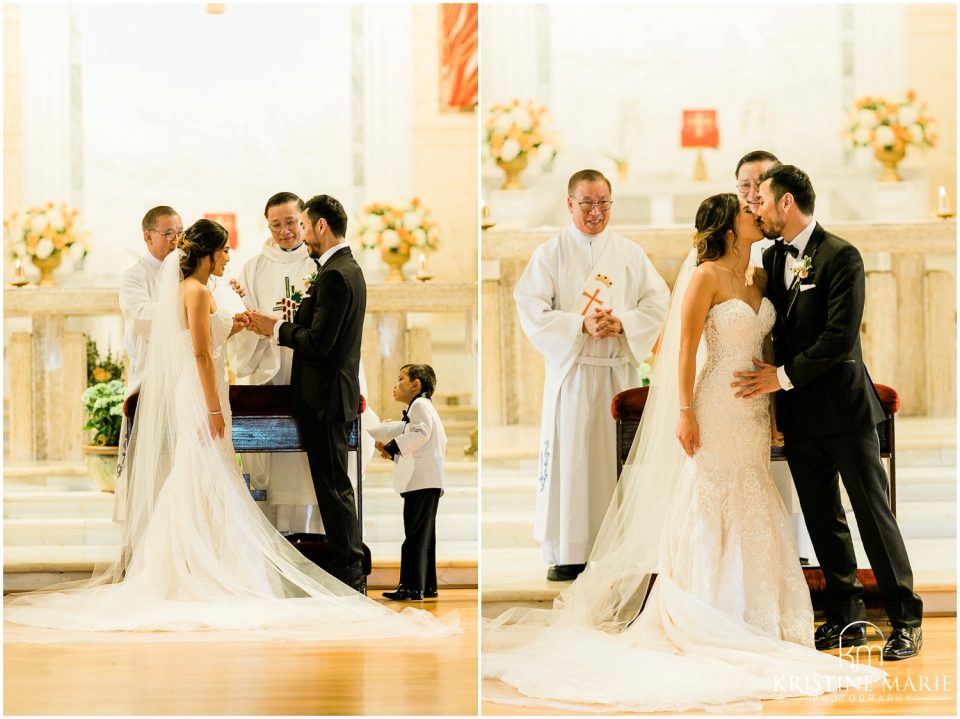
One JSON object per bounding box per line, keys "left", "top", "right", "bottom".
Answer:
{"left": 515, "top": 170, "right": 669, "bottom": 581}
{"left": 116, "top": 206, "right": 183, "bottom": 521}
{"left": 229, "top": 192, "right": 378, "bottom": 533}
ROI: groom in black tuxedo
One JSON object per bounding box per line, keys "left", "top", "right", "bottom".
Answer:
{"left": 249, "top": 194, "right": 367, "bottom": 592}
{"left": 734, "top": 165, "right": 922, "bottom": 660}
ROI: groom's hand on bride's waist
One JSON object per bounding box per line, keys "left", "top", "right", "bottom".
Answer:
{"left": 732, "top": 358, "right": 781, "bottom": 398}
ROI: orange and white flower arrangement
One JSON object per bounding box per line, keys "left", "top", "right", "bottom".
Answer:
{"left": 484, "top": 99, "right": 559, "bottom": 165}
{"left": 4, "top": 202, "right": 90, "bottom": 262}
{"left": 354, "top": 198, "right": 440, "bottom": 255}
{"left": 843, "top": 90, "right": 937, "bottom": 153}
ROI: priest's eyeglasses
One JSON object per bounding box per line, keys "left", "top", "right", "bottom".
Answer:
{"left": 736, "top": 180, "right": 761, "bottom": 195}
{"left": 149, "top": 228, "right": 185, "bottom": 241}
{"left": 576, "top": 200, "right": 612, "bottom": 212}
{"left": 269, "top": 219, "right": 303, "bottom": 233}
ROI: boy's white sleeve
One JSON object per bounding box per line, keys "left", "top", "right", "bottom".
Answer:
{"left": 393, "top": 401, "right": 433, "bottom": 456}
{"left": 367, "top": 420, "right": 405, "bottom": 444}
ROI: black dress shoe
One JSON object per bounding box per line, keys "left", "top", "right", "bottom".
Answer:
{"left": 423, "top": 588, "right": 438, "bottom": 598}
{"left": 883, "top": 626, "right": 922, "bottom": 660}
{"left": 382, "top": 586, "right": 424, "bottom": 601}
{"left": 353, "top": 578, "right": 367, "bottom": 595}
{"left": 814, "top": 620, "right": 867, "bottom": 650}
{"left": 799, "top": 557, "right": 810, "bottom": 566}
{"left": 546, "top": 564, "right": 587, "bottom": 582}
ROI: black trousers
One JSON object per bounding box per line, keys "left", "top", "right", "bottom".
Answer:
{"left": 786, "top": 426, "right": 922, "bottom": 628}
{"left": 301, "top": 418, "right": 365, "bottom": 587}
{"left": 399, "top": 488, "right": 441, "bottom": 592}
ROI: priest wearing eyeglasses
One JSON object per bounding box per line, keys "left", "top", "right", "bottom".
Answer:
{"left": 514, "top": 169, "right": 669, "bottom": 582}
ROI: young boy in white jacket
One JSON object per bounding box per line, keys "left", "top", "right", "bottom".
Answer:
{"left": 371, "top": 364, "right": 447, "bottom": 601}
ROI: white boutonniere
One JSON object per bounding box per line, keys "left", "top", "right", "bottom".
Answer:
{"left": 791, "top": 256, "right": 814, "bottom": 281}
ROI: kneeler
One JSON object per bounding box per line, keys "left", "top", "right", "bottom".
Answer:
{"left": 123, "top": 385, "right": 372, "bottom": 583}
{"left": 610, "top": 383, "right": 901, "bottom": 615}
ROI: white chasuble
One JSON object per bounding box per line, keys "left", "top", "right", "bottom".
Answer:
{"left": 515, "top": 225, "right": 669, "bottom": 565}
{"left": 228, "top": 240, "right": 379, "bottom": 533}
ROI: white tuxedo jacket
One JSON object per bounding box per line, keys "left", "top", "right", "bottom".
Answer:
{"left": 368, "top": 397, "right": 446, "bottom": 494}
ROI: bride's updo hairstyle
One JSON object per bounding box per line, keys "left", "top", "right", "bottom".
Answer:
{"left": 693, "top": 193, "right": 740, "bottom": 266}
{"left": 178, "top": 219, "right": 229, "bottom": 278}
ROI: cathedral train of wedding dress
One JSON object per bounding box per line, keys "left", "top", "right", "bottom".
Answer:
{"left": 482, "top": 257, "right": 884, "bottom": 713}
{"left": 5, "top": 250, "right": 458, "bottom": 643}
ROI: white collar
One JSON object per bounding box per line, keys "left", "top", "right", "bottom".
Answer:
{"left": 318, "top": 240, "right": 351, "bottom": 267}
{"left": 261, "top": 238, "right": 310, "bottom": 264}
{"left": 568, "top": 223, "right": 609, "bottom": 245}
{"left": 144, "top": 252, "right": 164, "bottom": 270}
{"left": 785, "top": 217, "right": 816, "bottom": 256}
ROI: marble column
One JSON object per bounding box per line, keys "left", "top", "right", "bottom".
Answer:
{"left": 481, "top": 278, "right": 503, "bottom": 427}
{"left": 862, "top": 266, "right": 898, "bottom": 386}
{"left": 924, "top": 269, "right": 956, "bottom": 417}
{"left": 892, "top": 253, "right": 927, "bottom": 415}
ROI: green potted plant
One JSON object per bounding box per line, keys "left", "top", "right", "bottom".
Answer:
{"left": 81, "top": 376, "right": 125, "bottom": 493}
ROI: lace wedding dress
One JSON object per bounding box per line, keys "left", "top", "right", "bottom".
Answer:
{"left": 483, "top": 266, "right": 884, "bottom": 712}
{"left": 5, "top": 251, "right": 458, "bottom": 643}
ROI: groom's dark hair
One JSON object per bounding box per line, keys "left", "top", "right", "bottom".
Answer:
{"left": 759, "top": 164, "right": 816, "bottom": 215}
{"left": 734, "top": 150, "right": 779, "bottom": 178}
{"left": 303, "top": 195, "right": 348, "bottom": 238}
{"left": 263, "top": 192, "right": 304, "bottom": 218}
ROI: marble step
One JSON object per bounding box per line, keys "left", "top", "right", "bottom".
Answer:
{"left": 3, "top": 484, "right": 478, "bottom": 519}
{"left": 482, "top": 496, "right": 956, "bottom": 549}
{"left": 4, "top": 540, "right": 478, "bottom": 593}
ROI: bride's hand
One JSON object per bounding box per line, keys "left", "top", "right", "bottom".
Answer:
{"left": 208, "top": 412, "right": 225, "bottom": 439}
{"left": 771, "top": 427, "right": 784, "bottom": 447}
{"left": 231, "top": 312, "right": 251, "bottom": 336}
{"left": 676, "top": 410, "right": 700, "bottom": 457}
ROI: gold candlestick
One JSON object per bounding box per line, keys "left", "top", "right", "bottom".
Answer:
{"left": 11, "top": 258, "right": 29, "bottom": 287}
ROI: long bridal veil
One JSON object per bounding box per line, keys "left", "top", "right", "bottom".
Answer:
{"left": 488, "top": 248, "right": 700, "bottom": 634}
{"left": 5, "top": 249, "right": 458, "bottom": 643}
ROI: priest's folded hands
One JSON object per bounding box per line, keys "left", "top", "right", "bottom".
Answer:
{"left": 582, "top": 307, "right": 622, "bottom": 338}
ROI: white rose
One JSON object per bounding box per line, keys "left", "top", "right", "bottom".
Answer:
{"left": 875, "top": 125, "right": 896, "bottom": 147}
{"left": 381, "top": 229, "right": 400, "bottom": 250}
{"left": 363, "top": 230, "right": 380, "bottom": 248}
{"left": 403, "top": 211, "right": 422, "bottom": 231}
{"left": 412, "top": 228, "right": 426, "bottom": 246}
{"left": 499, "top": 138, "right": 521, "bottom": 162}
{"left": 493, "top": 113, "right": 513, "bottom": 134}
{"left": 35, "top": 237, "right": 54, "bottom": 259}
{"left": 510, "top": 107, "right": 531, "bottom": 130}
{"left": 898, "top": 104, "right": 918, "bottom": 126}
{"left": 857, "top": 109, "right": 876, "bottom": 128}
{"left": 853, "top": 126, "right": 871, "bottom": 145}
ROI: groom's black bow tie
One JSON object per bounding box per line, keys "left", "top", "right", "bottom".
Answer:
{"left": 776, "top": 239, "right": 800, "bottom": 258}
{"left": 401, "top": 410, "right": 411, "bottom": 423}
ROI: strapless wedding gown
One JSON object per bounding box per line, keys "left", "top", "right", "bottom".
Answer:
{"left": 5, "top": 308, "right": 457, "bottom": 643}
{"left": 483, "top": 298, "right": 883, "bottom": 712}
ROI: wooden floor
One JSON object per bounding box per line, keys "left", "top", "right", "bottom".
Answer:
{"left": 482, "top": 616, "right": 957, "bottom": 716}
{"left": 4, "top": 589, "right": 476, "bottom": 716}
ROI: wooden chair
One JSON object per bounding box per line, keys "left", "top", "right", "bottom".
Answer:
{"left": 123, "top": 386, "right": 371, "bottom": 580}
{"left": 610, "top": 383, "right": 900, "bottom": 514}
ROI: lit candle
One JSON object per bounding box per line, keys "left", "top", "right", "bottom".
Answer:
{"left": 418, "top": 252, "right": 426, "bottom": 275}
{"left": 14, "top": 258, "right": 24, "bottom": 279}
{"left": 938, "top": 185, "right": 950, "bottom": 215}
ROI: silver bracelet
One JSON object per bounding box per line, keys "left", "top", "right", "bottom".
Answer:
{"left": 208, "top": 410, "right": 222, "bottom": 415}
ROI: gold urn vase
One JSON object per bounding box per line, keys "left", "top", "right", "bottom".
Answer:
{"left": 82, "top": 444, "right": 119, "bottom": 493}
{"left": 31, "top": 253, "right": 62, "bottom": 286}
{"left": 381, "top": 246, "right": 410, "bottom": 282}
{"left": 874, "top": 146, "right": 906, "bottom": 183}
{"left": 496, "top": 154, "right": 529, "bottom": 190}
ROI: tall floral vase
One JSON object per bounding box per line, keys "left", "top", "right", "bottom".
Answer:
{"left": 381, "top": 246, "right": 410, "bottom": 282}
{"left": 496, "top": 155, "right": 529, "bottom": 190}
{"left": 874, "top": 146, "right": 905, "bottom": 182}
{"left": 32, "top": 254, "right": 62, "bottom": 286}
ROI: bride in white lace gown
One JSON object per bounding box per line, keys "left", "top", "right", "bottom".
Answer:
{"left": 482, "top": 194, "right": 882, "bottom": 712}
{"left": 5, "top": 219, "right": 457, "bottom": 642}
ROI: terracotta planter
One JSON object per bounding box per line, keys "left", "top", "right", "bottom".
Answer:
{"left": 82, "top": 444, "right": 119, "bottom": 493}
